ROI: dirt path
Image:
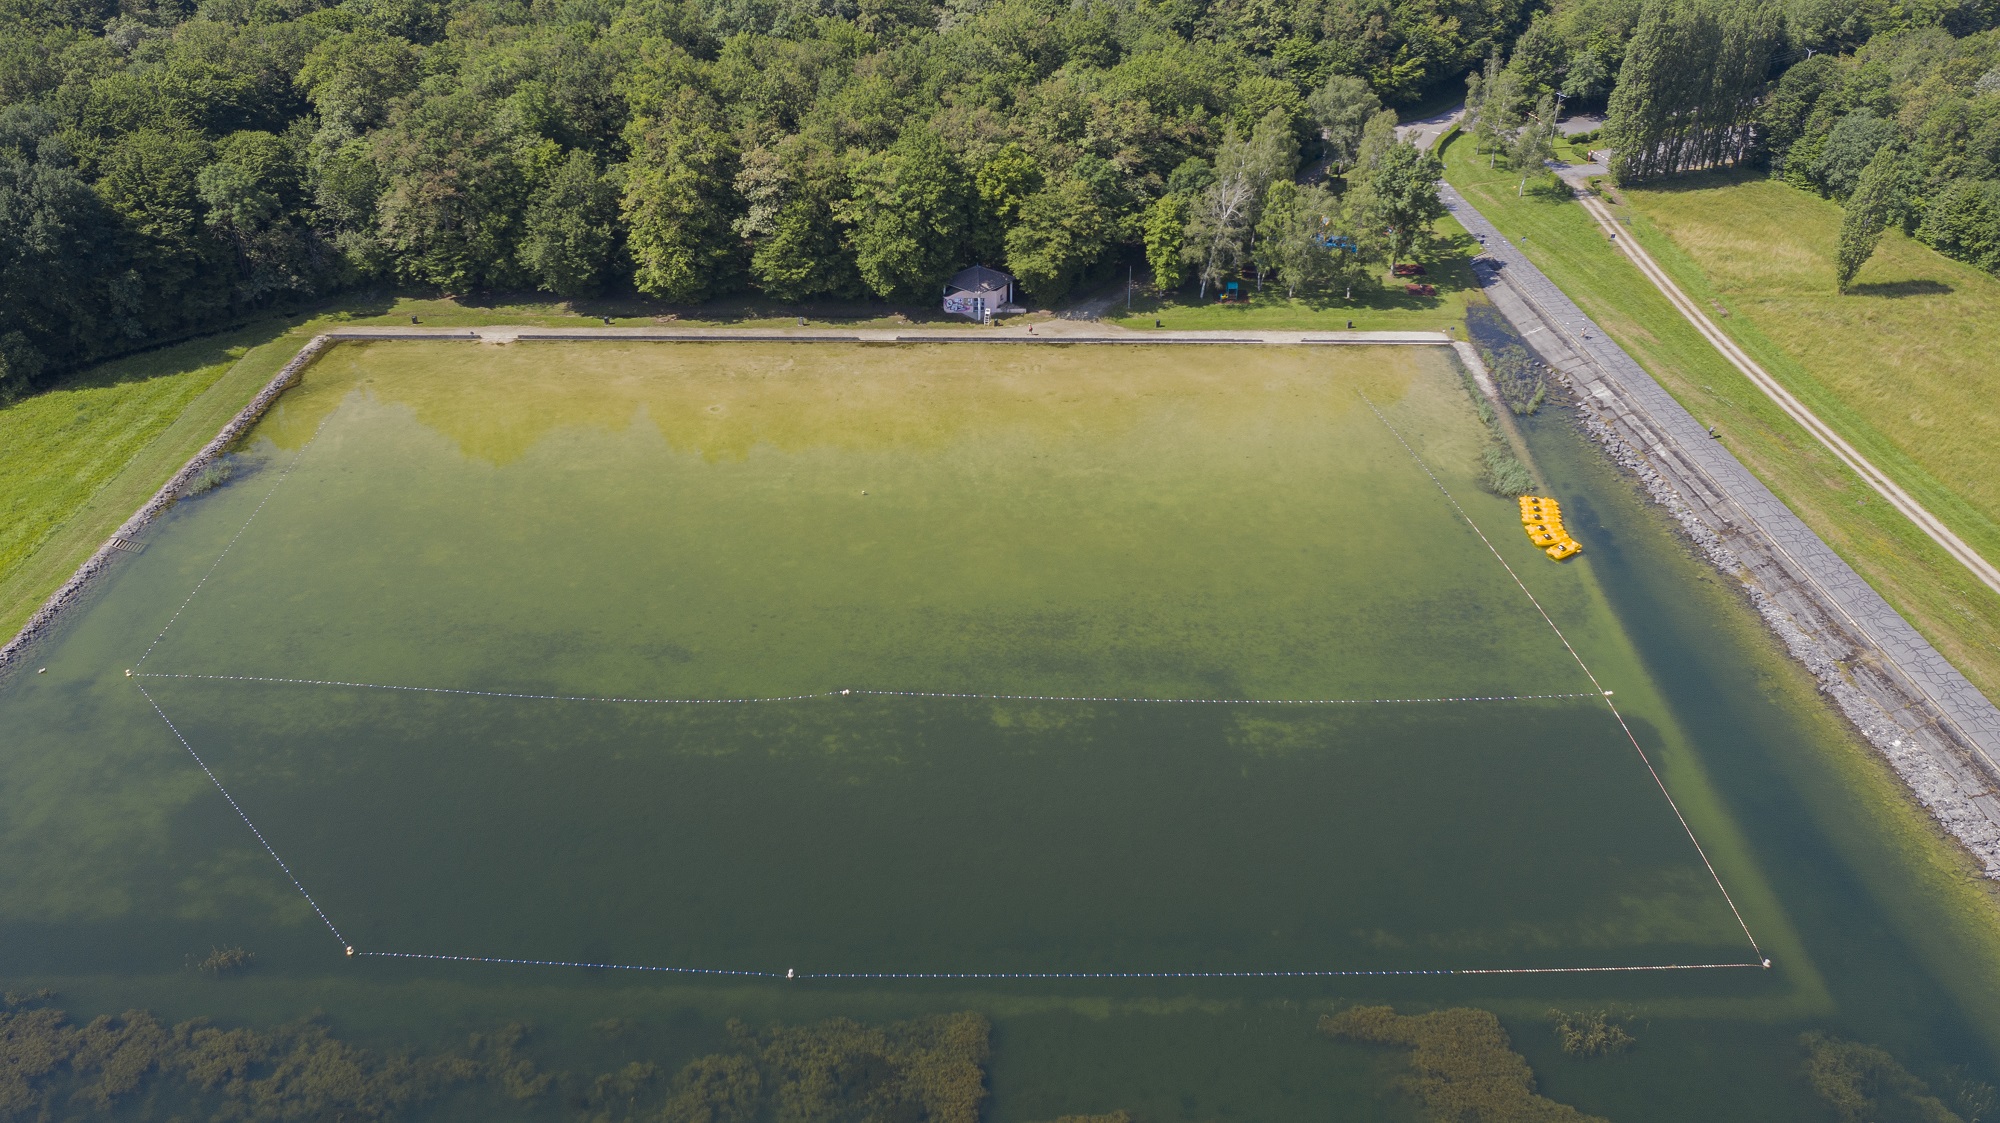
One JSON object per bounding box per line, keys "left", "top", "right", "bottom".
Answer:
{"left": 1563, "top": 178, "right": 2000, "bottom": 596}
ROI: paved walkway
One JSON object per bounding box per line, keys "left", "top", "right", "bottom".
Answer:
{"left": 1395, "top": 106, "right": 1462, "bottom": 151}
{"left": 324, "top": 325, "right": 1453, "bottom": 345}
{"left": 1440, "top": 181, "right": 2000, "bottom": 851}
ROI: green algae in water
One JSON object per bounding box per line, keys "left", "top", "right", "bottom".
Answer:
{"left": 3, "top": 341, "right": 1999, "bottom": 1121}
{"left": 137, "top": 342, "right": 1588, "bottom": 700}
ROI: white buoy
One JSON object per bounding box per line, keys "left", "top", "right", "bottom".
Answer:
{"left": 345, "top": 946, "right": 356, "bottom": 957}
{"left": 37, "top": 668, "right": 45, "bottom": 674}
{"left": 1761, "top": 958, "right": 1772, "bottom": 969}
{"left": 125, "top": 669, "right": 132, "bottom": 677}
{"left": 786, "top": 968, "right": 795, "bottom": 979}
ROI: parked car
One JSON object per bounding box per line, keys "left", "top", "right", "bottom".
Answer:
{"left": 1392, "top": 263, "right": 1428, "bottom": 277}
{"left": 1404, "top": 283, "right": 1438, "bottom": 296}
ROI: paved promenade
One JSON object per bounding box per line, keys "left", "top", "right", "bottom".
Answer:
{"left": 323, "top": 324, "right": 1452, "bottom": 345}
{"left": 1440, "top": 182, "right": 2000, "bottom": 867}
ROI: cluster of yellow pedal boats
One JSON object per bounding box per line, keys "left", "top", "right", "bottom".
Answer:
{"left": 1520, "top": 496, "right": 1582, "bottom": 560}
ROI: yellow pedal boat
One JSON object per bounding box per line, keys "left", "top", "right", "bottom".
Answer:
{"left": 1528, "top": 527, "right": 1566, "bottom": 548}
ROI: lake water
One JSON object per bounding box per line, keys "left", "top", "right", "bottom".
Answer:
{"left": 3, "top": 341, "right": 1997, "bottom": 1121}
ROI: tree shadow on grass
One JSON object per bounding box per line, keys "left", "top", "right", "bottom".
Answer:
{"left": 22, "top": 304, "right": 371, "bottom": 401}
{"left": 1626, "top": 168, "right": 1764, "bottom": 195}
{"left": 1846, "top": 279, "right": 1954, "bottom": 298}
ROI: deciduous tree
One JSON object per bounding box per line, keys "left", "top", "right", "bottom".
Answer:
{"left": 622, "top": 90, "right": 744, "bottom": 304}
{"left": 837, "top": 127, "right": 970, "bottom": 304}
{"left": 520, "top": 148, "right": 618, "bottom": 298}
{"left": 1356, "top": 140, "right": 1444, "bottom": 270}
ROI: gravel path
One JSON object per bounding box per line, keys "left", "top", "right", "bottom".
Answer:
{"left": 1560, "top": 170, "right": 2000, "bottom": 595}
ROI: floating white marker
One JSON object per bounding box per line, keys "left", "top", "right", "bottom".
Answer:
{"left": 1603, "top": 690, "right": 1613, "bottom": 696}
{"left": 125, "top": 669, "right": 133, "bottom": 677}
{"left": 37, "top": 668, "right": 46, "bottom": 674}
{"left": 786, "top": 968, "right": 795, "bottom": 979}
{"left": 839, "top": 689, "right": 850, "bottom": 696}
{"left": 345, "top": 946, "right": 356, "bottom": 957}
{"left": 1761, "top": 958, "right": 1772, "bottom": 969}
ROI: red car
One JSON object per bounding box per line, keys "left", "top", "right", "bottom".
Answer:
{"left": 1404, "top": 283, "right": 1437, "bottom": 296}
{"left": 1392, "top": 263, "right": 1428, "bottom": 276}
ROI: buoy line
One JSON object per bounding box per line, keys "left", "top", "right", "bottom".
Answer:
{"left": 130, "top": 672, "right": 1601, "bottom": 709}
{"left": 357, "top": 950, "right": 1768, "bottom": 980}
{"left": 116, "top": 387, "right": 1769, "bottom": 981}
{"left": 135, "top": 410, "right": 339, "bottom": 669}
{"left": 132, "top": 677, "right": 1777, "bottom": 981}
{"left": 1360, "top": 392, "right": 1765, "bottom": 961}
{"left": 133, "top": 680, "right": 350, "bottom": 949}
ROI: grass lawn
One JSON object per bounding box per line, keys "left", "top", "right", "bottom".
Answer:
{"left": 1615, "top": 173, "right": 2000, "bottom": 553}
{"left": 1441, "top": 131, "right": 2000, "bottom": 702}
{"left": 1103, "top": 214, "right": 1486, "bottom": 332}
{"left": 0, "top": 330, "right": 281, "bottom": 642}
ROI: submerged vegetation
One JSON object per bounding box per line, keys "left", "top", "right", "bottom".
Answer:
{"left": 573, "top": 1013, "right": 991, "bottom": 1123}
{"left": 0, "top": 993, "right": 478, "bottom": 1121}
{"left": 194, "top": 945, "right": 254, "bottom": 975}
{"left": 1803, "top": 1032, "right": 1996, "bottom": 1123}
{"left": 0, "top": 992, "right": 999, "bottom": 1123}
{"left": 1320, "top": 1005, "right": 1607, "bottom": 1123}
{"left": 1547, "top": 1009, "right": 1635, "bottom": 1058}
{"left": 177, "top": 455, "right": 239, "bottom": 500}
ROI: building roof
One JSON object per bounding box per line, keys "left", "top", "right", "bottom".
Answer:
{"left": 946, "top": 265, "right": 1012, "bottom": 297}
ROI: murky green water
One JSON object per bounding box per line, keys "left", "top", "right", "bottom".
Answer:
{"left": 4, "top": 342, "right": 1999, "bottom": 1121}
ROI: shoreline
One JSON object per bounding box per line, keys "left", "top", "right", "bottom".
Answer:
{"left": 0, "top": 335, "right": 334, "bottom": 674}
{"left": 1439, "top": 182, "right": 2000, "bottom": 876}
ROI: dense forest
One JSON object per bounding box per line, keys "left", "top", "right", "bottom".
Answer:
{"left": 1, "top": 0, "right": 1998, "bottom": 393}
{"left": 0, "top": 0, "right": 1524, "bottom": 392}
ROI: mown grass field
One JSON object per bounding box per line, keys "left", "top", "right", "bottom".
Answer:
{"left": 1441, "top": 130, "right": 2000, "bottom": 702}
{"left": 1618, "top": 174, "right": 2000, "bottom": 550}
{"left": 0, "top": 333, "right": 271, "bottom": 642}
